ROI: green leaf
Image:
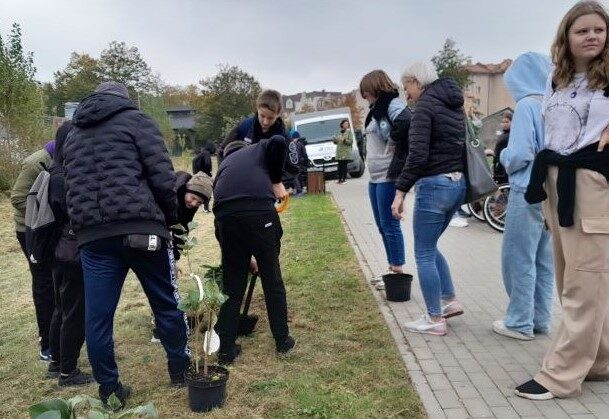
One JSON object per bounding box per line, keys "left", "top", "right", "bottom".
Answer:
{"left": 106, "top": 393, "right": 122, "bottom": 412}
{"left": 114, "top": 402, "right": 158, "bottom": 418}
{"left": 33, "top": 412, "right": 62, "bottom": 419}
{"left": 171, "top": 223, "right": 186, "bottom": 232}
{"left": 29, "top": 399, "right": 70, "bottom": 419}
{"left": 86, "top": 411, "right": 108, "bottom": 419}
{"left": 67, "top": 395, "right": 104, "bottom": 412}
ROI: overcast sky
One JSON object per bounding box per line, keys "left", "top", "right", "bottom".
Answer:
{"left": 1, "top": 0, "right": 585, "bottom": 95}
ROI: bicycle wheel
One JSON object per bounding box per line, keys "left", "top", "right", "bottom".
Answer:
{"left": 483, "top": 184, "right": 510, "bottom": 232}
{"left": 467, "top": 200, "right": 486, "bottom": 221}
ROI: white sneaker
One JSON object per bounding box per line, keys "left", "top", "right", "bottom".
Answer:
{"left": 449, "top": 216, "right": 469, "bottom": 228}
{"left": 441, "top": 300, "right": 464, "bottom": 319}
{"left": 492, "top": 320, "right": 534, "bottom": 341}
{"left": 404, "top": 315, "right": 447, "bottom": 336}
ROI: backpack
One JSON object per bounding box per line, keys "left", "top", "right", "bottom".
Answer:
{"left": 24, "top": 164, "right": 57, "bottom": 264}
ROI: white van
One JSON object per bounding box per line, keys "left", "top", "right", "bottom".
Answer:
{"left": 292, "top": 107, "right": 365, "bottom": 178}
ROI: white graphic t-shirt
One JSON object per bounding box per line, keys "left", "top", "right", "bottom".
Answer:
{"left": 543, "top": 73, "right": 595, "bottom": 155}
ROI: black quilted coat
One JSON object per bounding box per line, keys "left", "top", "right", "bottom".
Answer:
{"left": 396, "top": 78, "right": 466, "bottom": 193}
{"left": 63, "top": 92, "right": 177, "bottom": 245}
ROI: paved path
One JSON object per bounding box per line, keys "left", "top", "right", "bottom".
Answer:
{"left": 328, "top": 176, "right": 609, "bottom": 419}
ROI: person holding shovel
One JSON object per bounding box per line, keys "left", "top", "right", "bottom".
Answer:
{"left": 212, "top": 137, "right": 296, "bottom": 365}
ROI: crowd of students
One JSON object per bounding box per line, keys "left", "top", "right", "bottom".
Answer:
{"left": 8, "top": 0, "right": 609, "bottom": 408}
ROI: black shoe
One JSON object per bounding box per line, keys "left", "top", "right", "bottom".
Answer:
{"left": 170, "top": 370, "right": 186, "bottom": 387}
{"left": 39, "top": 348, "right": 53, "bottom": 363}
{"left": 46, "top": 362, "right": 60, "bottom": 379}
{"left": 218, "top": 344, "right": 241, "bottom": 366}
{"left": 59, "top": 368, "right": 94, "bottom": 387}
{"left": 515, "top": 379, "right": 554, "bottom": 400}
{"left": 99, "top": 382, "right": 131, "bottom": 410}
{"left": 276, "top": 336, "right": 296, "bottom": 356}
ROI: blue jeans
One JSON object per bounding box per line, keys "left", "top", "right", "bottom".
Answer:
{"left": 502, "top": 189, "right": 554, "bottom": 335}
{"left": 368, "top": 181, "right": 405, "bottom": 267}
{"left": 413, "top": 174, "right": 466, "bottom": 317}
{"left": 80, "top": 236, "right": 189, "bottom": 393}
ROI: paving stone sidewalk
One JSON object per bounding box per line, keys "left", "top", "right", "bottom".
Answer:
{"left": 327, "top": 176, "right": 609, "bottom": 419}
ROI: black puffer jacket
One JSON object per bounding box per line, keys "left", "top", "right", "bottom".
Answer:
{"left": 63, "top": 91, "right": 178, "bottom": 245}
{"left": 396, "top": 78, "right": 466, "bottom": 193}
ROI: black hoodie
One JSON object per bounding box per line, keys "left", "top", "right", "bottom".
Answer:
{"left": 63, "top": 91, "right": 178, "bottom": 245}
{"left": 396, "top": 78, "right": 466, "bottom": 193}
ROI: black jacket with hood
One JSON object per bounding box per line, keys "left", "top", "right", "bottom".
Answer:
{"left": 396, "top": 78, "right": 466, "bottom": 193}
{"left": 63, "top": 88, "right": 178, "bottom": 245}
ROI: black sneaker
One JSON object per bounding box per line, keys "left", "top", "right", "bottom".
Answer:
{"left": 276, "top": 336, "right": 296, "bottom": 356}
{"left": 39, "top": 348, "right": 53, "bottom": 363}
{"left": 99, "top": 382, "right": 131, "bottom": 410}
{"left": 46, "top": 362, "right": 60, "bottom": 379}
{"left": 170, "top": 370, "right": 186, "bottom": 387}
{"left": 515, "top": 379, "right": 554, "bottom": 400}
{"left": 218, "top": 344, "right": 241, "bottom": 366}
{"left": 59, "top": 369, "right": 94, "bottom": 387}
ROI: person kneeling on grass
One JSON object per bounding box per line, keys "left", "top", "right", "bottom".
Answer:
{"left": 212, "top": 138, "right": 296, "bottom": 365}
{"left": 151, "top": 170, "right": 213, "bottom": 343}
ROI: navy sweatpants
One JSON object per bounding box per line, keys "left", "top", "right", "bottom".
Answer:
{"left": 80, "top": 236, "right": 189, "bottom": 392}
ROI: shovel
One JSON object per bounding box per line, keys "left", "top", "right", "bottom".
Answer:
{"left": 238, "top": 273, "right": 259, "bottom": 336}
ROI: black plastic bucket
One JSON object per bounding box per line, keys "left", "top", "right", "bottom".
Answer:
{"left": 382, "top": 273, "right": 412, "bottom": 302}
{"left": 186, "top": 365, "right": 229, "bottom": 412}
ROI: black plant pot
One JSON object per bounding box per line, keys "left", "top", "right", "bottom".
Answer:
{"left": 185, "top": 365, "right": 229, "bottom": 412}
{"left": 382, "top": 273, "right": 413, "bottom": 302}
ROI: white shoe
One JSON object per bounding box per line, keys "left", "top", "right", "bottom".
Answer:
{"left": 492, "top": 320, "right": 534, "bottom": 341}
{"left": 449, "top": 216, "right": 469, "bottom": 228}
{"left": 441, "top": 300, "right": 464, "bottom": 319}
{"left": 404, "top": 315, "right": 447, "bottom": 336}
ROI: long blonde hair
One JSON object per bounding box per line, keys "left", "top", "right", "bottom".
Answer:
{"left": 552, "top": 0, "right": 609, "bottom": 89}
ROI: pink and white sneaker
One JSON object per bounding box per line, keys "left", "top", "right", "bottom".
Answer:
{"left": 441, "top": 300, "right": 464, "bottom": 319}
{"left": 404, "top": 315, "right": 447, "bottom": 336}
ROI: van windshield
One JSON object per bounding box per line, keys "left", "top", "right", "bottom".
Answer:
{"left": 297, "top": 118, "right": 345, "bottom": 144}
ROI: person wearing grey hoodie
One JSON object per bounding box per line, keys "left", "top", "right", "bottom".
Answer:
{"left": 492, "top": 53, "right": 554, "bottom": 342}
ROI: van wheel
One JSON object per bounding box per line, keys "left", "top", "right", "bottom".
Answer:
{"left": 349, "top": 161, "right": 365, "bottom": 178}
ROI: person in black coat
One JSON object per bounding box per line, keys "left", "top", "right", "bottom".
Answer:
{"left": 47, "top": 121, "right": 93, "bottom": 386}
{"left": 220, "top": 89, "right": 299, "bottom": 178}
{"left": 172, "top": 170, "right": 213, "bottom": 262}
{"left": 192, "top": 149, "right": 213, "bottom": 211}
{"left": 151, "top": 170, "right": 212, "bottom": 343}
{"left": 62, "top": 81, "right": 189, "bottom": 404}
{"left": 289, "top": 131, "right": 308, "bottom": 195}
{"left": 212, "top": 136, "right": 296, "bottom": 365}
{"left": 192, "top": 148, "right": 212, "bottom": 177}
{"left": 492, "top": 110, "right": 512, "bottom": 184}
{"left": 391, "top": 62, "right": 466, "bottom": 337}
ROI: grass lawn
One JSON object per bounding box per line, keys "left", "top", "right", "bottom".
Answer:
{"left": 0, "top": 157, "right": 423, "bottom": 418}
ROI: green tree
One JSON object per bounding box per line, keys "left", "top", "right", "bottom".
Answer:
{"left": 43, "top": 52, "right": 101, "bottom": 116}
{"left": 0, "top": 23, "right": 45, "bottom": 189}
{"left": 97, "top": 41, "right": 159, "bottom": 97}
{"left": 431, "top": 38, "right": 472, "bottom": 88}
{"left": 162, "top": 83, "right": 200, "bottom": 108}
{"left": 139, "top": 93, "right": 174, "bottom": 148}
{"left": 195, "top": 64, "right": 261, "bottom": 142}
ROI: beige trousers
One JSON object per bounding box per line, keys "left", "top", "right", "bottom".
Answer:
{"left": 535, "top": 167, "right": 609, "bottom": 397}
